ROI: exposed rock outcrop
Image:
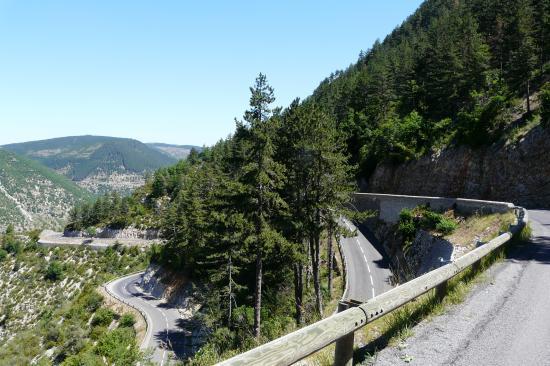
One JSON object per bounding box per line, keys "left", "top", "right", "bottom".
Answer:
{"left": 366, "top": 126, "right": 550, "bottom": 208}
{"left": 63, "top": 227, "right": 160, "bottom": 240}
{"left": 374, "top": 224, "right": 453, "bottom": 283}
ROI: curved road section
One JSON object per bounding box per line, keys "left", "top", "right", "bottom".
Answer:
{"left": 106, "top": 273, "right": 184, "bottom": 365}
{"left": 340, "top": 218, "right": 393, "bottom": 302}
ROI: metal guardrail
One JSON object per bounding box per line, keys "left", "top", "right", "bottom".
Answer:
{"left": 218, "top": 206, "right": 528, "bottom": 366}
{"left": 102, "top": 271, "right": 151, "bottom": 350}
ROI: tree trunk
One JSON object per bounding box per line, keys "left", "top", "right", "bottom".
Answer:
{"left": 327, "top": 227, "right": 333, "bottom": 299}
{"left": 305, "top": 240, "right": 311, "bottom": 289}
{"left": 293, "top": 263, "right": 304, "bottom": 325}
{"left": 228, "top": 255, "right": 232, "bottom": 327}
{"left": 253, "top": 249, "right": 262, "bottom": 339}
{"left": 526, "top": 79, "right": 531, "bottom": 114}
{"left": 312, "top": 235, "right": 323, "bottom": 316}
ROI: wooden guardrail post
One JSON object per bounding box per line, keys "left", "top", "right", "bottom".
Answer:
{"left": 435, "top": 280, "right": 447, "bottom": 301}
{"left": 472, "top": 260, "right": 481, "bottom": 273}
{"left": 334, "top": 302, "right": 354, "bottom": 366}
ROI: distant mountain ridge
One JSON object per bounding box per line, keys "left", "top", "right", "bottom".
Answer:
{"left": 3, "top": 136, "right": 180, "bottom": 194}
{"left": 147, "top": 143, "right": 203, "bottom": 160}
{"left": 0, "top": 148, "right": 91, "bottom": 232}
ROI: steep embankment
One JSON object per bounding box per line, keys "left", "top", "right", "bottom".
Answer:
{"left": 0, "top": 149, "right": 90, "bottom": 232}
{"left": 3, "top": 135, "right": 178, "bottom": 194}
{"left": 366, "top": 125, "right": 550, "bottom": 208}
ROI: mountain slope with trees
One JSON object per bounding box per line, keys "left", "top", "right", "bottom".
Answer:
{"left": 0, "top": 148, "right": 91, "bottom": 232}
{"left": 3, "top": 136, "right": 178, "bottom": 195}
{"left": 64, "top": 0, "right": 549, "bottom": 362}
{"left": 310, "top": 0, "right": 549, "bottom": 177}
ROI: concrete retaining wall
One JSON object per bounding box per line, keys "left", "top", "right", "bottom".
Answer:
{"left": 352, "top": 193, "right": 515, "bottom": 224}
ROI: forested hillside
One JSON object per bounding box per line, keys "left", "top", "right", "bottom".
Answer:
{"left": 65, "top": 0, "right": 549, "bottom": 362}
{"left": 3, "top": 136, "right": 178, "bottom": 194}
{"left": 310, "top": 0, "right": 549, "bottom": 176}
{"left": 0, "top": 149, "right": 90, "bottom": 232}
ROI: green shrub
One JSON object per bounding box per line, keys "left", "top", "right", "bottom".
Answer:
{"left": 422, "top": 211, "right": 444, "bottom": 229}
{"left": 95, "top": 328, "right": 139, "bottom": 365}
{"left": 90, "top": 326, "right": 108, "bottom": 340}
{"left": 3, "top": 236, "right": 23, "bottom": 254}
{"left": 436, "top": 218, "right": 458, "bottom": 235}
{"left": 399, "top": 208, "right": 414, "bottom": 222}
{"left": 44, "top": 325, "right": 64, "bottom": 348}
{"left": 45, "top": 261, "right": 64, "bottom": 281}
{"left": 91, "top": 308, "right": 115, "bottom": 327}
{"left": 398, "top": 220, "right": 417, "bottom": 238}
{"left": 0, "top": 248, "right": 7, "bottom": 261}
{"left": 118, "top": 313, "right": 136, "bottom": 328}
{"left": 83, "top": 291, "right": 104, "bottom": 313}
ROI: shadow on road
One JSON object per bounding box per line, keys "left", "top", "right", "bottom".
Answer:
{"left": 355, "top": 222, "right": 392, "bottom": 271}
{"left": 153, "top": 317, "right": 203, "bottom": 361}
{"left": 508, "top": 236, "right": 550, "bottom": 265}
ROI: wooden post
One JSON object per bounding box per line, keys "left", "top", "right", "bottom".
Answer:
{"left": 334, "top": 302, "right": 354, "bottom": 366}
{"left": 435, "top": 280, "right": 447, "bottom": 301}
{"left": 472, "top": 260, "right": 480, "bottom": 273}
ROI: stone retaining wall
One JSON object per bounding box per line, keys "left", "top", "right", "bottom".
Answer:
{"left": 352, "top": 193, "right": 514, "bottom": 224}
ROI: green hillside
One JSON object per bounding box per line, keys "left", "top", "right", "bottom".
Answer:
{"left": 3, "top": 136, "right": 178, "bottom": 194}
{"left": 0, "top": 149, "right": 91, "bottom": 232}
{"left": 310, "top": 0, "right": 549, "bottom": 176}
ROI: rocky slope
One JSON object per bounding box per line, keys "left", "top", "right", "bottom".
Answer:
{"left": 366, "top": 125, "right": 550, "bottom": 208}
{"left": 3, "top": 136, "right": 178, "bottom": 195}
{"left": 0, "top": 149, "right": 90, "bottom": 232}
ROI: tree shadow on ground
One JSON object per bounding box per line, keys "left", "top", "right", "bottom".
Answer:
{"left": 507, "top": 236, "right": 550, "bottom": 265}
{"left": 153, "top": 316, "right": 204, "bottom": 361}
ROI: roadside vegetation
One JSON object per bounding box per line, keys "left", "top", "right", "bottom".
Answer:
{"left": 0, "top": 225, "right": 150, "bottom": 365}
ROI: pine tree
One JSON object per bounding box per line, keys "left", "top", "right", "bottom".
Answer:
{"left": 508, "top": 0, "right": 537, "bottom": 113}
{"left": 237, "top": 74, "right": 287, "bottom": 338}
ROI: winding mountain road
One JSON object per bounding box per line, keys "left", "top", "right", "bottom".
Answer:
{"left": 106, "top": 273, "right": 187, "bottom": 365}
{"left": 340, "top": 218, "right": 393, "bottom": 302}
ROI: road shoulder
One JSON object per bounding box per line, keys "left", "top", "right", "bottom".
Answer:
{"left": 372, "top": 256, "right": 526, "bottom": 365}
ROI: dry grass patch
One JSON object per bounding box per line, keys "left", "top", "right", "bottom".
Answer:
{"left": 447, "top": 211, "right": 515, "bottom": 251}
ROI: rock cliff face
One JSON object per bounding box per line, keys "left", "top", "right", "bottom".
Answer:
{"left": 366, "top": 126, "right": 550, "bottom": 208}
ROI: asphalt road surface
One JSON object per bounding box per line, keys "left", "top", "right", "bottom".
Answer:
{"left": 340, "top": 218, "right": 393, "bottom": 302}
{"left": 107, "top": 273, "right": 187, "bottom": 365}
{"left": 373, "top": 209, "right": 550, "bottom": 366}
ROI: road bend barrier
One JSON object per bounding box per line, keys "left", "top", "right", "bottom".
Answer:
{"left": 218, "top": 200, "right": 528, "bottom": 366}
{"left": 102, "top": 271, "right": 151, "bottom": 350}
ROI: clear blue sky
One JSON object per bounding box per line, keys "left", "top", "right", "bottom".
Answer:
{"left": 0, "top": 0, "right": 423, "bottom": 146}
